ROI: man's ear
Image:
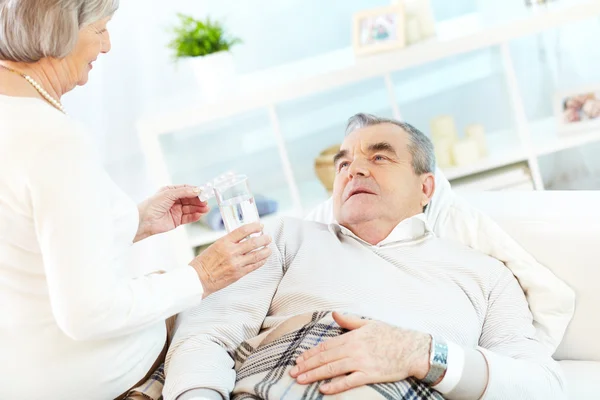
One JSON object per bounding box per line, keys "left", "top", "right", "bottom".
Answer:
{"left": 420, "top": 173, "right": 435, "bottom": 208}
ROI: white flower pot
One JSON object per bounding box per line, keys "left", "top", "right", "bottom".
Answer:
{"left": 187, "top": 51, "right": 237, "bottom": 101}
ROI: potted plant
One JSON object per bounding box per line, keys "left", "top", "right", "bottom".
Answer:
{"left": 168, "top": 13, "right": 242, "bottom": 98}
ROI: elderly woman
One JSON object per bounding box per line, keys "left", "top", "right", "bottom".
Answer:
{"left": 0, "top": 1, "right": 272, "bottom": 399}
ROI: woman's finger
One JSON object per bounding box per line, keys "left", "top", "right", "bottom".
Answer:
{"left": 240, "top": 246, "right": 272, "bottom": 267}
{"left": 239, "top": 259, "right": 269, "bottom": 276}
{"left": 182, "top": 204, "right": 209, "bottom": 215}
{"left": 166, "top": 186, "right": 202, "bottom": 200}
{"left": 236, "top": 234, "right": 272, "bottom": 255}
{"left": 180, "top": 196, "right": 207, "bottom": 207}
{"left": 159, "top": 184, "right": 195, "bottom": 192}
{"left": 227, "top": 223, "right": 263, "bottom": 243}
{"left": 181, "top": 212, "right": 204, "bottom": 225}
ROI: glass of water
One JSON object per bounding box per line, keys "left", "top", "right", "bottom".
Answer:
{"left": 213, "top": 174, "right": 261, "bottom": 234}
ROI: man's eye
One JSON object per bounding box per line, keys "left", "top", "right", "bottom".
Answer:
{"left": 374, "top": 155, "right": 386, "bottom": 161}
{"left": 338, "top": 162, "right": 350, "bottom": 170}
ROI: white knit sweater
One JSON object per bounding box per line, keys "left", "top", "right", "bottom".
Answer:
{"left": 0, "top": 95, "right": 204, "bottom": 400}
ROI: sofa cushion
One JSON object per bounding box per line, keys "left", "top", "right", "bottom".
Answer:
{"left": 560, "top": 360, "right": 600, "bottom": 399}
{"left": 462, "top": 191, "right": 600, "bottom": 362}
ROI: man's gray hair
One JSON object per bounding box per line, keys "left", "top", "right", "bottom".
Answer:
{"left": 0, "top": 0, "right": 119, "bottom": 62}
{"left": 345, "top": 113, "right": 436, "bottom": 175}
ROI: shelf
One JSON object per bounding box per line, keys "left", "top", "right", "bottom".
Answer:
{"left": 441, "top": 121, "right": 526, "bottom": 180}
{"left": 137, "top": 1, "right": 600, "bottom": 137}
{"left": 443, "top": 151, "right": 527, "bottom": 181}
{"left": 531, "top": 117, "right": 600, "bottom": 156}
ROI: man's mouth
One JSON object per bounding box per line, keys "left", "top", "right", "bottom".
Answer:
{"left": 346, "top": 188, "right": 376, "bottom": 200}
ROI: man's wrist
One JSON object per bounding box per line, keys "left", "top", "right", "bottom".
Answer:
{"left": 412, "top": 333, "right": 433, "bottom": 380}
{"left": 420, "top": 335, "right": 449, "bottom": 386}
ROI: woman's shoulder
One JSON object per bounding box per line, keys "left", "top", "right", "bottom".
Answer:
{"left": 0, "top": 96, "right": 99, "bottom": 180}
{"left": 0, "top": 95, "right": 88, "bottom": 141}
{"left": 0, "top": 95, "right": 93, "bottom": 156}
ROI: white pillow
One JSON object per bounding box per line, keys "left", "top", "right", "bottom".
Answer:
{"left": 304, "top": 168, "right": 575, "bottom": 353}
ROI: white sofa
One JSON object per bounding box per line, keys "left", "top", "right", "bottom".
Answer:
{"left": 462, "top": 190, "right": 600, "bottom": 399}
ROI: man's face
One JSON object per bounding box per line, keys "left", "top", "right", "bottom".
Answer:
{"left": 332, "top": 123, "right": 433, "bottom": 227}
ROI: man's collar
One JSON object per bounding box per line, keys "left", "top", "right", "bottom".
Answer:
{"left": 328, "top": 213, "right": 431, "bottom": 247}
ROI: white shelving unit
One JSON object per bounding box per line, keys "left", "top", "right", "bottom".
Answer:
{"left": 137, "top": 1, "right": 600, "bottom": 265}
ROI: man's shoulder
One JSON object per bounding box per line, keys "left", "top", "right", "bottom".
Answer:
{"left": 426, "top": 235, "right": 509, "bottom": 278}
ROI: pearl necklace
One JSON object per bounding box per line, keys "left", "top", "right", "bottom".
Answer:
{"left": 0, "top": 65, "right": 66, "bottom": 114}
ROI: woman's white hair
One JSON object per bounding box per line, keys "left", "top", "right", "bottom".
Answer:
{"left": 0, "top": 0, "right": 119, "bottom": 62}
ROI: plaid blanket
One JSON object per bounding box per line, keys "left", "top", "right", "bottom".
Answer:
{"left": 232, "top": 311, "right": 444, "bottom": 400}
{"left": 125, "top": 311, "right": 444, "bottom": 400}
{"left": 124, "top": 364, "right": 165, "bottom": 400}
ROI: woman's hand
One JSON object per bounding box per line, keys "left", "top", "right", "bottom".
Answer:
{"left": 189, "top": 222, "right": 272, "bottom": 298}
{"left": 135, "top": 185, "right": 210, "bottom": 242}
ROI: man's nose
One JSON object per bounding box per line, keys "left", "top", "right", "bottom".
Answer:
{"left": 348, "top": 159, "right": 370, "bottom": 178}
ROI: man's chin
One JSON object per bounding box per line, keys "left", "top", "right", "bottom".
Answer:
{"left": 339, "top": 209, "right": 376, "bottom": 225}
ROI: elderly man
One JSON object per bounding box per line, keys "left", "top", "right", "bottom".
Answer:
{"left": 164, "top": 114, "right": 566, "bottom": 400}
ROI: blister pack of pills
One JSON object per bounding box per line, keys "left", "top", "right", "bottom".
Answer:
{"left": 197, "top": 171, "right": 237, "bottom": 202}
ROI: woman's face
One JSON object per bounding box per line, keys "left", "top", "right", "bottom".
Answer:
{"left": 64, "top": 17, "right": 112, "bottom": 87}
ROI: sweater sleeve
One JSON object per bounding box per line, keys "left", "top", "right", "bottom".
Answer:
{"left": 163, "top": 220, "right": 287, "bottom": 400}
{"left": 444, "top": 269, "right": 567, "bottom": 400}
{"left": 28, "top": 131, "right": 204, "bottom": 341}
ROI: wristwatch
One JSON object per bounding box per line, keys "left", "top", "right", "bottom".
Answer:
{"left": 422, "top": 335, "right": 448, "bottom": 386}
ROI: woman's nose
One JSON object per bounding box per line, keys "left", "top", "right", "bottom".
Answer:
{"left": 101, "top": 34, "right": 112, "bottom": 54}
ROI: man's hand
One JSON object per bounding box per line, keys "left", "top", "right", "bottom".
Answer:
{"left": 289, "top": 312, "right": 432, "bottom": 395}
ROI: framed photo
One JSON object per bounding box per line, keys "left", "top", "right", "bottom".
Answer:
{"left": 353, "top": 5, "right": 406, "bottom": 57}
{"left": 555, "top": 85, "right": 600, "bottom": 134}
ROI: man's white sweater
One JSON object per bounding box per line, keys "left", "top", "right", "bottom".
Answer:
{"left": 165, "top": 215, "right": 565, "bottom": 400}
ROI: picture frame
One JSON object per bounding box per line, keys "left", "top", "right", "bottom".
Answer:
{"left": 353, "top": 4, "right": 407, "bottom": 57}
{"left": 554, "top": 84, "right": 600, "bottom": 134}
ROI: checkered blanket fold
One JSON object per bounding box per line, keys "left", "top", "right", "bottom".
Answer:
{"left": 124, "top": 364, "right": 165, "bottom": 400}
{"left": 232, "top": 311, "right": 445, "bottom": 400}
{"left": 125, "top": 311, "right": 444, "bottom": 400}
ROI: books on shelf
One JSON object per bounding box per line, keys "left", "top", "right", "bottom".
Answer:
{"left": 450, "top": 163, "right": 534, "bottom": 192}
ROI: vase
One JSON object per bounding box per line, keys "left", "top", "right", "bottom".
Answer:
{"left": 315, "top": 144, "right": 341, "bottom": 194}
{"left": 186, "top": 51, "right": 237, "bottom": 101}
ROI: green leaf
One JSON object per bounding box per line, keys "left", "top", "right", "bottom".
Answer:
{"left": 168, "top": 13, "right": 242, "bottom": 59}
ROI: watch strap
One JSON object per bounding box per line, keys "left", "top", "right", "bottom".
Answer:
{"left": 422, "top": 336, "right": 449, "bottom": 386}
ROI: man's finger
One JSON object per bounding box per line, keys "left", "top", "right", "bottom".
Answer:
{"left": 290, "top": 345, "right": 349, "bottom": 378}
{"left": 320, "top": 371, "right": 370, "bottom": 395}
{"left": 295, "top": 358, "right": 354, "bottom": 385}
{"left": 296, "top": 333, "right": 353, "bottom": 364}
{"left": 332, "top": 311, "right": 369, "bottom": 331}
